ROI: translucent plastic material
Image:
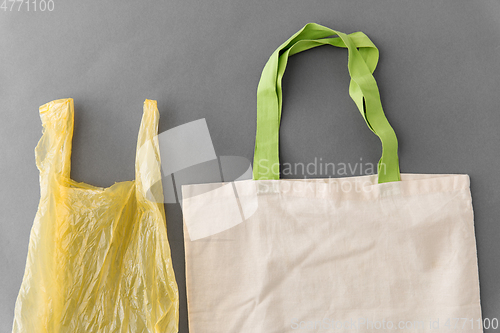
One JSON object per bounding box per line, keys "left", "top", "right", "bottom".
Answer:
{"left": 12, "top": 99, "right": 179, "bottom": 332}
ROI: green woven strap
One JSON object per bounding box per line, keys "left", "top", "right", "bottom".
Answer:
{"left": 252, "top": 23, "right": 400, "bottom": 183}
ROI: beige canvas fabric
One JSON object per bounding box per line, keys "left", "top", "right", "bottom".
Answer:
{"left": 182, "top": 173, "right": 482, "bottom": 332}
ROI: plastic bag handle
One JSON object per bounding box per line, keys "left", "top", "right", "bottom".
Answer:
{"left": 135, "top": 99, "right": 164, "bottom": 204}
{"left": 36, "top": 99, "right": 74, "bottom": 179}
{"left": 252, "top": 23, "right": 400, "bottom": 183}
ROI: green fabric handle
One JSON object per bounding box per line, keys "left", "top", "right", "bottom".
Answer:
{"left": 252, "top": 23, "right": 401, "bottom": 183}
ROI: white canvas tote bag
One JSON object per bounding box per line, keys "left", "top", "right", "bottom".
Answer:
{"left": 182, "top": 23, "right": 482, "bottom": 332}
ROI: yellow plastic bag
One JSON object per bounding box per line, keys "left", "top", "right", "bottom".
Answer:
{"left": 12, "top": 98, "right": 179, "bottom": 332}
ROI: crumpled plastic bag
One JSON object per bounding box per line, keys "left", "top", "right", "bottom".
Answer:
{"left": 12, "top": 98, "right": 179, "bottom": 333}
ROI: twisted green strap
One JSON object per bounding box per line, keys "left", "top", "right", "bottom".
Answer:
{"left": 252, "top": 23, "right": 400, "bottom": 183}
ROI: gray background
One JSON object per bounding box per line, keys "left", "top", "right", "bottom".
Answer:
{"left": 1, "top": 0, "right": 499, "bottom": 332}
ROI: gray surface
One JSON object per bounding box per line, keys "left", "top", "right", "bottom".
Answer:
{"left": 1, "top": 0, "right": 499, "bottom": 331}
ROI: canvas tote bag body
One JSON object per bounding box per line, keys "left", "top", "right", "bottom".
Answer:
{"left": 182, "top": 23, "right": 482, "bottom": 332}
